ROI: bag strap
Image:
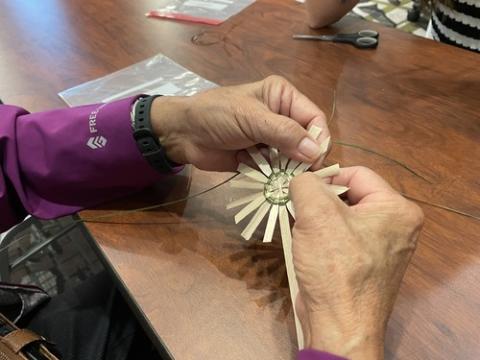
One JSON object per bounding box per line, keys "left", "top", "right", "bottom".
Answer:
{"left": 2, "top": 329, "right": 42, "bottom": 354}
{"left": 0, "top": 312, "right": 60, "bottom": 360}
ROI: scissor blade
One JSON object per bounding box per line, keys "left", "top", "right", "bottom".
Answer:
{"left": 292, "top": 34, "right": 335, "bottom": 41}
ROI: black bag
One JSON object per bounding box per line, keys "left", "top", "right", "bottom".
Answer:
{"left": 0, "top": 282, "right": 50, "bottom": 324}
{"left": 0, "top": 282, "right": 61, "bottom": 359}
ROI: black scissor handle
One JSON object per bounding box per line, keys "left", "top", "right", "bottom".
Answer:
{"left": 355, "top": 36, "right": 378, "bottom": 49}
{"left": 358, "top": 29, "right": 379, "bottom": 38}
{"left": 332, "top": 35, "right": 378, "bottom": 49}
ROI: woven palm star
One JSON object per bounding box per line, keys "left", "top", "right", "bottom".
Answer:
{"left": 227, "top": 125, "right": 348, "bottom": 242}
{"left": 226, "top": 125, "right": 348, "bottom": 348}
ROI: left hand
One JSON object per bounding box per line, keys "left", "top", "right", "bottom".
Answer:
{"left": 150, "top": 75, "right": 330, "bottom": 171}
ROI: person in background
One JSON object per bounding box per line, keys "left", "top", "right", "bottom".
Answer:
{"left": 0, "top": 75, "right": 423, "bottom": 359}
{"left": 305, "top": 0, "right": 480, "bottom": 53}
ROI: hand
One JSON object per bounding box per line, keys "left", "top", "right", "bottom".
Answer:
{"left": 150, "top": 75, "right": 329, "bottom": 171}
{"left": 289, "top": 167, "right": 424, "bottom": 359}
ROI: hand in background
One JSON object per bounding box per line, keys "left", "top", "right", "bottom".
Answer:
{"left": 150, "top": 75, "right": 329, "bottom": 171}
{"left": 290, "top": 167, "right": 424, "bottom": 359}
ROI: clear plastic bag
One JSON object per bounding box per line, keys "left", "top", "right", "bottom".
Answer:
{"left": 146, "top": 0, "right": 255, "bottom": 25}
{"left": 59, "top": 54, "right": 217, "bottom": 107}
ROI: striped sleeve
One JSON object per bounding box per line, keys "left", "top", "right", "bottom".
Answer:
{"left": 431, "top": 0, "right": 480, "bottom": 52}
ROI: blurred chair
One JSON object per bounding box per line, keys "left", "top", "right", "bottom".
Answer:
{"left": 407, "top": 0, "right": 422, "bottom": 21}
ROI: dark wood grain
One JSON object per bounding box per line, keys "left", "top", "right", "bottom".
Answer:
{"left": 1, "top": 0, "right": 479, "bottom": 359}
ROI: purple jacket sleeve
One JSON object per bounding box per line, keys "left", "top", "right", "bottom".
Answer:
{"left": 298, "top": 349, "right": 347, "bottom": 360}
{"left": 0, "top": 96, "right": 168, "bottom": 232}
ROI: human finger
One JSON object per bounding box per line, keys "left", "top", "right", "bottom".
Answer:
{"left": 290, "top": 172, "right": 346, "bottom": 223}
{"left": 245, "top": 110, "right": 323, "bottom": 163}
{"left": 329, "top": 166, "right": 397, "bottom": 205}
{"left": 261, "top": 75, "right": 329, "bottom": 132}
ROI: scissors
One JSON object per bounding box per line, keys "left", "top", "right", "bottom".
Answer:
{"left": 293, "top": 29, "right": 379, "bottom": 49}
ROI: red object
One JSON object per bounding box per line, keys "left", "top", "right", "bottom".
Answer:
{"left": 146, "top": 10, "right": 223, "bottom": 25}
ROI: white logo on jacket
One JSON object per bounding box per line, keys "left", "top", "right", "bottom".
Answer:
{"left": 87, "top": 136, "right": 107, "bottom": 149}
{"left": 86, "top": 104, "right": 107, "bottom": 149}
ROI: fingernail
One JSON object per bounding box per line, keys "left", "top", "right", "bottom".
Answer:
{"left": 298, "top": 137, "right": 321, "bottom": 159}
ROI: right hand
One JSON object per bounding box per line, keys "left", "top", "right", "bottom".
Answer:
{"left": 289, "top": 167, "right": 424, "bottom": 359}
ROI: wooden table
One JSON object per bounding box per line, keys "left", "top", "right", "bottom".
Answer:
{"left": 1, "top": 0, "right": 479, "bottom": 359}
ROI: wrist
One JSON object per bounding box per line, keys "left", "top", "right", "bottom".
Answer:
{"left": 308, "top": 315, "right": 384, "bottom": 359}
{"left": 150, "top": 95, "right": 190, "bottom": 165}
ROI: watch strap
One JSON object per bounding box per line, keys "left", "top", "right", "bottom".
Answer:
{"left": 132, "top": 95, "right": 176, "bottom": 173}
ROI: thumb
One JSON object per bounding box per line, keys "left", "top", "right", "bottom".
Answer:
{"left": 250, "top": 110, "right": 323, "bottom": 163}
{"left": 289, "top": 172, "right": 345, "bottom": 224}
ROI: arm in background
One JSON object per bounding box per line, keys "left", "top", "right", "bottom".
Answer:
{"left": 305, "top": 0, "right": 360, "bottom": 28}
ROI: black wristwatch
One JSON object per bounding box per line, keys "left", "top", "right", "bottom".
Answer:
{"left": 132, "top": 95, "right": 177, "bottom": 173}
